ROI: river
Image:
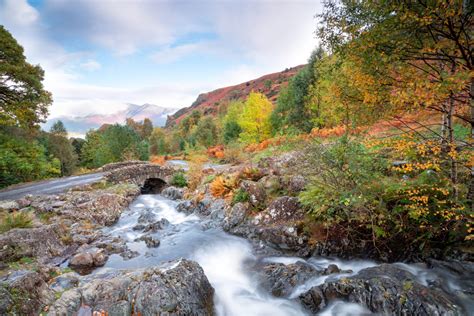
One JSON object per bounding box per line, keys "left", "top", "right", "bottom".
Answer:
{"left": 94, "top": 194, "right": 471, "bottom": 315}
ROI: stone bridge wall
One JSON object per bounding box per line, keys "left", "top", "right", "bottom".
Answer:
{"left": 101, "top": 160, "right": 149, "bottom": 172}
{"left": 104, "top": 163, "right": 177, "bottom": 187}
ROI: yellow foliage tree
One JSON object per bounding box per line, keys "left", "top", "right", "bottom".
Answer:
{"left": 238, "top": 92, "right": 273, "bottom": 143}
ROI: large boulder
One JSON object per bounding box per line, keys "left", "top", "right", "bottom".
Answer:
{"left": 162, "top": 186, "right": 184, "bottom": 200}
{"left": 47, "top": 259, "right": 215, "bottom": 316}
{"left": 0, "top": 270, "right": 54, "bottom": 315}
{"left": 223, "top": 202, "right": 250, "bottom": 231}
{"left": 298, "top": 264, "right": 465, "bottom": 315}
{"left": 257, "top": 261, "right": 317, "bottom": 297}
{"left": 176, "top": 200, "right": 195, "bottom": 215}
{"left": 240, "top": 180, "right": 266, "bottom": 208}
{"left": 254, "top": 196, "right": 304, "bottom": 225}
{"left": 69, "top": 248, "right": 108, "bottom": 274}
{"left": 0, "top": 223, "right": 71, "bottom": 264}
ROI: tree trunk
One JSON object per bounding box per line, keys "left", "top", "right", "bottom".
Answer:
{"left": 467, "top": 77, "right": 474, "bottom": 211}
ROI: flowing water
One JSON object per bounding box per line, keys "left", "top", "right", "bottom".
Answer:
{"left": 95, "top": 194, "right": 472, "bottom": 315}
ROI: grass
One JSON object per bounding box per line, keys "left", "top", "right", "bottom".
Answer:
{"left": 0, "top": 212, "right": 33, "bottom": 233}
{"left": 170, "top": 172, "right": 187, "bottom": 187}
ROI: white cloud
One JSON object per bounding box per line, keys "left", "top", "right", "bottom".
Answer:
{"left": 0, "top": 0, "right": 322, "bottom": 121}
{"left": 150, "top": 43, "right": 202, "bottom": 64}
{"left": 80, "top": 59, "right": 101, "bottom": 71}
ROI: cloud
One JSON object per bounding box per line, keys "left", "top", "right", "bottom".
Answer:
{"left": 0, "top": 0, "right": 322, "bottom": 122}
{"left": 150, "top": 43, "right": 202, "bottom": 64}
{"left": 80, "top": 59, "right": 101, "bottom": 71}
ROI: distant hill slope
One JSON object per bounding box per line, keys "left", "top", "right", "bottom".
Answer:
{"left": 43, "top": 103, "right": 178, "bottom": 137}
{"left": 165, "top": 65, "right": 305, "bottom": 127}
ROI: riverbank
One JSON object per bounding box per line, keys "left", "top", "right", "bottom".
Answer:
{"left": 0, "top": 160, "right": 472, "bottom": 315}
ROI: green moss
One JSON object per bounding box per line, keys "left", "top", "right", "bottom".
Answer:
{"left": 0, "top": 211, "right": 33, "bottom": 233}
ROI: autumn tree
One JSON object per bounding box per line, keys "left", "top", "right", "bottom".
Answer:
{"left": 149, "top": 127, "right": 169, "bottom": 155}
{"left": 238, "top": 92, "right": 273, "bottom": 143}
{"left": 318, "top": 0, "right": 473, "bottom": 204}
{"left": 0, "top": 26, "right": 52, "bottom": 129}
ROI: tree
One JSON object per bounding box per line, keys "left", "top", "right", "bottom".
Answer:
{"left": 149, "top": 127, "right": 169, "bottom": 155}
{"left": 46, "top": 134, "right": 77, "bottom": 176}
{"left": 318, "top": 0, "right": 473, "bottom": 205}
{"left": 0, "top": 127, "right": 60, "bottom": 188}
{"left": 238, "top": 92, "right": 273, "bottom": 143}
{"left": 222, "top": 101, "right": 244, "bottom": 144}
{"left": 0, "top": 26, "right": 52, "bottom": 129}
{"left": 270, "top": 46, "right": 324, "bottom": 134}
{"left": 193, "top": 116, "right": 218, "bottom": 147}
{"left": 50, "top": 120, "right": 67, "bottom": 137}
{"left": 142, "top": 118, "right": 153, "bottom": 139}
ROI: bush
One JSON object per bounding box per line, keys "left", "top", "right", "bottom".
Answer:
{"left": 210, "top": 175, "right": 237, "bottom": 198}
{"left": 0, "top": 212, "right": 33, "bottom": 233}
{"left": 232, "top": 188, "right": 249, "bottom": 205}
{"left": 170, "top": 172, "right": 187, "bottom": 188}
{"left": 299, "top": 135, "right": 470, "bottom": 259}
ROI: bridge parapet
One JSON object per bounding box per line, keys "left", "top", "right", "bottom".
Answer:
{"left": 104, "top": 163, "right": 178, "bottom": 188}
{"left": 101, "top": 160, "right": 149, "bottom": 172}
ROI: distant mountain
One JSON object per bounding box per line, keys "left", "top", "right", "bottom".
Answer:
{"left": 43, "top": 103, "right": 178, "bottom": 137}
{"left": 166, "top": 65, "right": 305, "bottom": 127}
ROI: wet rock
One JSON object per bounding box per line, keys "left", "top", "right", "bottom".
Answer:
{"left": 136, "top": 234, "right": 161, "bottom": 248}
{"left": 69, "top": 248, "right": 108, "bottom": 272}
{"left": 240, "top": 180, "right": 266, "bottom": 208}
{"left": 162, "top": 186, "right": 184, "bottom": 200}
{"left": 322, "top": 264, "right": 341, "bottom": 275}
{"left": 208, "top": 198, "right": 227, "bottom": 221}
{"left": 144, "top": 218, "right": 170, "bottom": 233}
{"left": 0, "top": 223, "right": 70, "bottom": 264}
{"left": 196, "top": 197, "right": 213, "bottom": 216}
{"left": 48, "top": 259, "right": 215, "bottom": 316}
{"left": 73, "top": 193, "right": 129, "bottom": 226}
{"left": 258, "top": 261, "right": 317, "bottom": 297}
{"left": 223, "top": 202, "right": 250, "bottom": 231}
{"left": 137, "top": 209, "right": 157, "bottom": 224}
{"left": 0, "top": 270, "right": 54, "bottom": 315}
{"left": 49, "top": 272, "right": 80, "bottom": 293}
{"left": 176, "top": 200, "right": 195, "bottom": 215}
{"left": 298, "top": 264, "right": 464, "bottom": 315}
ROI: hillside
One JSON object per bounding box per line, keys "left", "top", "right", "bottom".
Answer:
{"left": 165, "top": 65, "right": 305, "bottom": 127}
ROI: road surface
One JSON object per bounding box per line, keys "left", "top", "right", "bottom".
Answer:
{"left": 0, "top": 172, "right": 104, "bottom": 201}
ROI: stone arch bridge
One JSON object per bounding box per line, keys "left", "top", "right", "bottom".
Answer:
{"left": 103, "top": 162, "right": 179, "bottom": 193}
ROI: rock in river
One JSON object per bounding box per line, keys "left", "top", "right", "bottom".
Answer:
{"left": 48, "top": 259, "right": 215, "bottom": 316}
{"left": 298, "top": 263, "right": 465, "bottom": 315}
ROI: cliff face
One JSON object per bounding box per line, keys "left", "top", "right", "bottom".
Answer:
{"left": 165, "top": 65, "right": 305, "bottom": 127}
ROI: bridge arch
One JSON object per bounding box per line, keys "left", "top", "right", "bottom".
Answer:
{"left": 103, "top": 163, "right": 178, "bottom": 193}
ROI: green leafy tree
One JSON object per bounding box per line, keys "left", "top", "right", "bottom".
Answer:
{"left": 193, "top": 116, "right": 219, "bottom": 147}
{"left": 271, "top": 47, "right": 324, "bottom": 134}
{"left": 0, "top": 127, "right": 60, "bottom": 188}
{"left": 0, "top": 26, "right": 52, "bottom": 128}
{"left": 45, "top": 134, "right": 77, "bottom": 176}
{"left": 50, "top": 120, "right": 67, "bottom": 137}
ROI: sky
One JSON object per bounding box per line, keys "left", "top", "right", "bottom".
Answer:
{"left": 0, "top": 0, "right": 321, "bottom": 120}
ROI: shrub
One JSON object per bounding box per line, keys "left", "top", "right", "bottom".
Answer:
{"left": 170, "top": 172, "right": 187, "bottom": 187}
{"left": 0, "top": 212, "right": 33, "bottom": 233}
{"left": 232, "top": 188, "right": 249, "bottom": 205}
{"left": 210, "top": 175, "right": 237, "bottom": 198}
{"left": 299, "top": 135, "right": 470, "bottom": 259}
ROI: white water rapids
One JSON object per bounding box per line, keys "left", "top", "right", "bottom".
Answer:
{"left": 94, "top": 194, "right": 469, "bottom": 315}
